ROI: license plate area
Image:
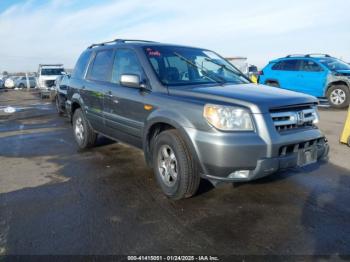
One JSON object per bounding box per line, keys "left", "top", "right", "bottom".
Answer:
{"left": 297, "top": 146, "right": 317, "bottom": 167}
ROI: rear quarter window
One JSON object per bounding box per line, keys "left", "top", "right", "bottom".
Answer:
{"left": 72, "top": 51, "right": 92, "bottom": 79}
{"left": 271, "top": 61, "right": 284, "bottom": 70}
{"left": 272, "top": 60, "right": 300, "bottom": 71}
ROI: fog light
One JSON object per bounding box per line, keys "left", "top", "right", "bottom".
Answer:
{"left": 229, "top": 170, "right": 250, "bottom": 179}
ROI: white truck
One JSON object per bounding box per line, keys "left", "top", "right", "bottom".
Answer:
{"left": 37, "top": 64, "right": 65, "bottom": 90}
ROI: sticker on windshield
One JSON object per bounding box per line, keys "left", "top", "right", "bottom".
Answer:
{"left": 147, "top": 48, "right": 161, "bottom": 57}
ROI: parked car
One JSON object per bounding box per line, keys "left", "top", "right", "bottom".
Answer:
{"left": 54, "top": 74, "right": 70, "bottom": 115}
{"left": 14, "top": 76, "right": 36, "bottom": 88}
{"left": 66, "top": 39, "right": 329, "bottom": 200}
{"left": 4, "top": 76, "right": 20, "bottom": 89}
{"left": 0, "top": 78, "right": 3, "bottom": 89}
{"left": 37, "top": 64, "right": 65, "bottom": 89}
{"left": 258, "top": 54, "right": 350, "bottom": 108}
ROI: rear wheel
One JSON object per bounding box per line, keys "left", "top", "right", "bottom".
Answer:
{"left": 152, "top": 129, "right": 200, "bottom": 200}
{"left": 18, "top": 83, "right": 25, "bottom": 89}
{"left": 72, "top": 108, "right": 97, "bottom": 149}
{"left": 326, "top": 85, "right": 350, "bottom": 109}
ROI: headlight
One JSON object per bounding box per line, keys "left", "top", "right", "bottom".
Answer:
{"left": 312, "top": 106, "right": 320, "bottom": 124}
{"left": 203, "top": 104, "right": 254, "bottom": 131}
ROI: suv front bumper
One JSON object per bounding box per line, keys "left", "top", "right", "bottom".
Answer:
{"left": 185, "top": 127, "right": 329, "bottom": 182}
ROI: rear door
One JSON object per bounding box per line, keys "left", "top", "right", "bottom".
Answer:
{"left": 83, "top": 49, "right": 114, "bottom": 132}
{"left": 297, "top": 59, "right": 327, "bottom": 97}
{"left": 272, "top": 59, "right": 302, "bottom": 91}
{"left": 103, "top": 48, "right": 149, "bottom": 147}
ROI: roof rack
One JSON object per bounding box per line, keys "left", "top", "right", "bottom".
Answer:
{"left": 285, "top": 54, "right": 305, "bottom": 58}
{"left": 88, "top": 39, "right": 158, "bottom": 49}
{"left": 286, "top": 54, "right": 331, "bottom": 58}
{"left": 305, "top": 53, "right": 331, "bottom": 57}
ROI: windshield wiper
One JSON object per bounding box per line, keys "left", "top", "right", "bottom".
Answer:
{"left": 173, "top": 52, "right": 225, "bottom": 85}
{"left": 204, "top": 57, "right": 251, "bottom": 82}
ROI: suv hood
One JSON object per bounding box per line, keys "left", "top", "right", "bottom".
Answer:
{"left": 169, "top": 83, "right": 318, "bottom": 113}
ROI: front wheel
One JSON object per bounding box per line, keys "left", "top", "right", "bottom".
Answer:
{"left": 152, "top": 129, "right": 200, "bottom": 200}
{"left": 72, "top": 108, "right": 97, "bottom": 149}
{"left": 327, "top": 85, "right": 350, "bottom": 109}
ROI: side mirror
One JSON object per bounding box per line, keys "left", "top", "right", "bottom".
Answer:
{"left": 120, "top": 74, "right": 141, "bottom": 88}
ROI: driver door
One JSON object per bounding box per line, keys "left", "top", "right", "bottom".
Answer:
{"left": 103, "top": 48, "right": 149, "bottom": 148}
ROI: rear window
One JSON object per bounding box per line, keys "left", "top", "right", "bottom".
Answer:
{"left": 87, "top": 50, "right": 114, "bottom": 82}
{"left": 72, "top": 51, "right": 91, "bottom": 79}
{"left": 41, "top": 68, "right": 64, "bottom": 75}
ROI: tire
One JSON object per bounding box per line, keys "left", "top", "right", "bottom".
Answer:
{"left": 152, "top": 129, "right": 200, "bottom": 200}
{"left": 18, "top": 83, "right": 25, "bottom": 89}
{"left": 72, "top": 108, "right": 97, "bottom": 149}
{"left": 326, "top": 85, "right": 350, "bottom": 109}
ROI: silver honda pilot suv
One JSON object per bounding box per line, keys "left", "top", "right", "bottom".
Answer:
{"left": 66, "top": 39, "right": 329, "bottom": 200}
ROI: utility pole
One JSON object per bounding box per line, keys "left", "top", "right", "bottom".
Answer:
{"left": 26, "top": 72, "right": 30, "bottom": 90}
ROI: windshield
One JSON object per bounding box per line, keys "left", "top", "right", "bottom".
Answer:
{"left": 319, "top": 58, "right": 350, "bottom": 71}
{"left": 144, "top": 46, "right": 250, "bottom": 86}
{"left": 41, "top": 68, "right": 64, "bottom": 75}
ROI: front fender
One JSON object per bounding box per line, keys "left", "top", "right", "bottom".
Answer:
{"left": 143, "top": 109, "right": 204, "bottom": 172}
{"left": 66, "top": 92, "right": 85, "bottom": 122}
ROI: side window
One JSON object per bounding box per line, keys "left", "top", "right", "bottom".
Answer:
{"left": 111, "top": 49, "right": 143, "bottom": 84}
{"left": 300, "top": 60, "right": 322, "bottom": 72}
{"left": 87, "top": 49, "right": 114, "bottom": 82}
{"left": 282, "top": 60, "right": 300, "bottom": 71}
{"left": 272, "top": 60, "right": 301, "bottom": 71}
{"left": 149, "top": 57, "right": 160, "bottom": 74}
{"left": 72, "top": 51, "right": 92, "bottom": 79}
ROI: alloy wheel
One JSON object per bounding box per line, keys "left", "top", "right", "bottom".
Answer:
{"left": 75, "top": 117, "right": 84, "bottom": 142}
{"left": 330, "top": 89, "right": 346, "bottom": 105}
{"left": 157, "top": 145, "right": 178, "bottom": 187}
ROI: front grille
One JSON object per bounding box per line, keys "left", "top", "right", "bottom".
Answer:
{"left": 279, "top": 137, "right": 326, "bottom": 156}
{"left": 45, "top": 80, "right": 55, "bottom": 87}
{"left": 270, "top": 104, "right": 318, "bottom": 132}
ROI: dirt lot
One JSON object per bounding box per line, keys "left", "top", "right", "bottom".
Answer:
{"left": 0, "top": 89, "right": 350, "bottom": 258}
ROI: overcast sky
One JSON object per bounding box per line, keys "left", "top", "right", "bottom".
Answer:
{"left": 0, "top": 0, "right": 349, "bottom": 72}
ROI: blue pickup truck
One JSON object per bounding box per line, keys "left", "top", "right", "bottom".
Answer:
{"left": 259, "top": 54, "right": 350, "bottom": 108}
